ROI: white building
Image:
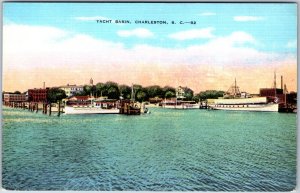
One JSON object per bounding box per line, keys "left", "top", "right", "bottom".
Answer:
{"left": 59, "top": 84, "right": 84, "bottom": 97}
{"left": 176, "top": 86, "right": 185, "bottom": 99}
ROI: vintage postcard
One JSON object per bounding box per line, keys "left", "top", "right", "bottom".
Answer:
{"left": 2, "top": 1, "right": 297, "bottom": 191}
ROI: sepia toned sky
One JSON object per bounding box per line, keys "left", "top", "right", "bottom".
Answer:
{"left": 3, "top": 3, "right": 297, "bottom": 93}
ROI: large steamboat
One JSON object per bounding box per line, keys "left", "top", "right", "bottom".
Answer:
{"left": 209, "top": 79, "right": 278, "bottom": 112}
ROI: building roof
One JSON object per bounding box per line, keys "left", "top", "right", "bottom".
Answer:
{"left": 66, "top": 95, "right": 90, "bottom": 100}
{"left": 59, "top": 84, "right": 84, "bottom": 88}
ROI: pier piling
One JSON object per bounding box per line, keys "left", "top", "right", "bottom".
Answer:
{"left": 49, "top": 103, "right": 52, "bottom": 116}
{"left": 58, "top": 101, "right": 61, "bottom": 117}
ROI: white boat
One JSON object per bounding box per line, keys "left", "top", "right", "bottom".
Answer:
{"left": 64, "top": 98, "right": 119, "bottom": 115}
{"left": 209, "top": 97, "right": 278, "bottom": 112}
{"left": 64, "top": 106, "right": 119, "bottom": 114}
{"left": 208, "top": 79, "right": 278, "bottom": 112}
{"left": 160, "top": 99, "right": 199, "bottom": 109}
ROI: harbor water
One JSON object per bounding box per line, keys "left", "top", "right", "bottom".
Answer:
{"left": 2, "top": 107, "right": 297, "bottom": 191}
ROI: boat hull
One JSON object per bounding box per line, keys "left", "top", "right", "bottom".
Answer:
{"left": 162, "top": 104, "right": 199, "bottom": 109}
{"left": 64, "top": 106, "right": 119, "bottom": 115}
{"left": 209, "top": 103, "right": 278, "bottom": 112}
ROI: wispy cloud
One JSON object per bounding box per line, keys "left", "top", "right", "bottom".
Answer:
{"left": 3, "top": 24, "right": 297, "bottom": 93}
{"left": 234, "top": 16, "right": 264, "bottom": 22}
{"left": 117, "top": 28, "right": 154, "bottom": 38}
{"left": 200, "top": 12, "right": 216, "bottom": 16}
{"left": 286, "top": 40, "right": 297, "bottom": 48}
{"left": 168, "top": 27, "right": 215, "bottom": 40}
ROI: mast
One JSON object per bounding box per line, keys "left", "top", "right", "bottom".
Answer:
{"left": 234, "top": 78, "right": 237, "bottom": 98}
{"left": 131, "top": 84, "right": 135, "bottom": 101}
{"left": 273, "top": 71, "right": 277, "bottom": 89}
{"left": 284, "top": 84, "right": 288, "bottom": 107}
{"left": 273, "top": 71, "right": 277, "bottom": 97}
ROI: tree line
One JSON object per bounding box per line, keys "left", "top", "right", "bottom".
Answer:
{"left": 75, "top": 81, "right": 225, "bottom": 102}
{"left": 4, "top": 82, "right": 225, "bottom": 103}
{"left": 77, "top": 81, "right": 180, "bottom": 102}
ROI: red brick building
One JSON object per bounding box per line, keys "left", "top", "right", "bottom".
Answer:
{"left": 259, "top": 88, "right": 283, "bottom": 97}
{"left": 28, "top": 88, "right": 49, "bottom": 102}
{"left": 260, "top": 88, "right": 297, "bottom": 108}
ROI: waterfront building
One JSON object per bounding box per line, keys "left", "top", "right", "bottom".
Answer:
{"left": 59, "top": 84, "right": 84, "bottom": 97}
{"left": 28, "top": 88, "right": 49, "bottom": 102}
{"left": 176, "top": 86, "right": 185, "bottom": 99}
{"left": 259, "top": 88, "right": 284, "bottom": 97}
{"left": 3, "top": 93, "right": 27, "bottom": 102}
{"left": 64, "top": 95, "right": 92, "bottom": 106}
{"left": 259, "top": 88, "right": 285, "bottom": 103}
{"left": 260, "top": 88, "right": 297, "bottom": 110}
{"left": 149, "top": 97, "right": 163, "bottom": 104}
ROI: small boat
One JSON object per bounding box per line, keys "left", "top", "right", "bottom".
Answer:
{"left": 160, "top": 99, "right": 199, "bottom": 109}
{"left": 119, "top": 84, "right": 145, "bottom": 115}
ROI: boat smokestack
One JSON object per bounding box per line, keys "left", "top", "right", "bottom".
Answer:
{"left": 284, "top": 84, "right": 288, "bottom": 94}
{"left": 273, "top": 71, "right": 277, "bottom": 89}
{"left": 281, "top": 76, "right": 283, "bottom": 89}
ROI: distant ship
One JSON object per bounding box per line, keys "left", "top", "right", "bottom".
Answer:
{"left": 160, "top": 99, "right": 199, "bottom": 109}
{"left": 159, "top": 86, "right": 200, "bottom": 109}
{"left": 209, "top": 79, "right": 278, "bottom": 112}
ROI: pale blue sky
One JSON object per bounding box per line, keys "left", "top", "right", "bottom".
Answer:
{"left": 3, "top": 2, "right": 297, "bottom": 53}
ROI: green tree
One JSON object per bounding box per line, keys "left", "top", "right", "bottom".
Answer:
{"left": 83, "top": 85, "right": 92, "bottom": 96}
{"left": 47, "top": 88, "right": 67, "bottom": 103}
{"left": 95, "top": 82, "right": 105, "bottom": 97}
{"left": 131, "top": 84, "right": 142, "bottom": 100}
{"left": 183, "top": 87, "right": 194, "bottom": 101}
{"left": 198, "top": 90, "right": 224, "bottom": 100}
{"left": 145, "top": 85, "right": 163, "bottom": 98}
{"left": 75, "top": 91, "right": 88, "bottom": 96}
{"left": 14, "top": 91, "right": 21, "bottom": 94}
{"left": 192, "top": 95, "right": 200, "bottom": 103}
{"left": 136, "top": 90, "right": 147, "bottom": 102}
{"left": 133, "top": 84, "right": 143, "bottom": 91}
{"left": 83, "top": 85, "right": 96, "bottom": 96}
{"left": 165, "top": 91, "right": 175, "bottom": 99}
{"left": 162, "top": 86, "right": 176, "bottom": 98}
{"left": 104, "top": 81, "right": 120, "bottom": 99}
{"left": 47, "top": 88, "right": 67, "bottom": 117}
{"left": 119, "top": 84, "right": 131, "bottom": 99}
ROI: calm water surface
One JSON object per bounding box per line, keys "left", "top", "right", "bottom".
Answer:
{"left": 2, "top": 107, "right": 297, "bottom": 191}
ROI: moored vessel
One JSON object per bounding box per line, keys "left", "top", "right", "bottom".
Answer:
{"left": 210, "top": 97, "right": 278, "bottom": 112}
{"left": 159, "top": 86, "right": 199, "bottom": 109}
{"left": 209, "top": 79, "right": 279, "bottom": 112}
{"left": 160, "top": 99, "right": 199, "bottom": 109}
{"left": 64, "top": 96, "right": 119, "bottom": 115}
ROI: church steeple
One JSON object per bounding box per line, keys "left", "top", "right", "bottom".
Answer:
{"left": 90, "top": 78, "right": 93, "bottom": 85}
